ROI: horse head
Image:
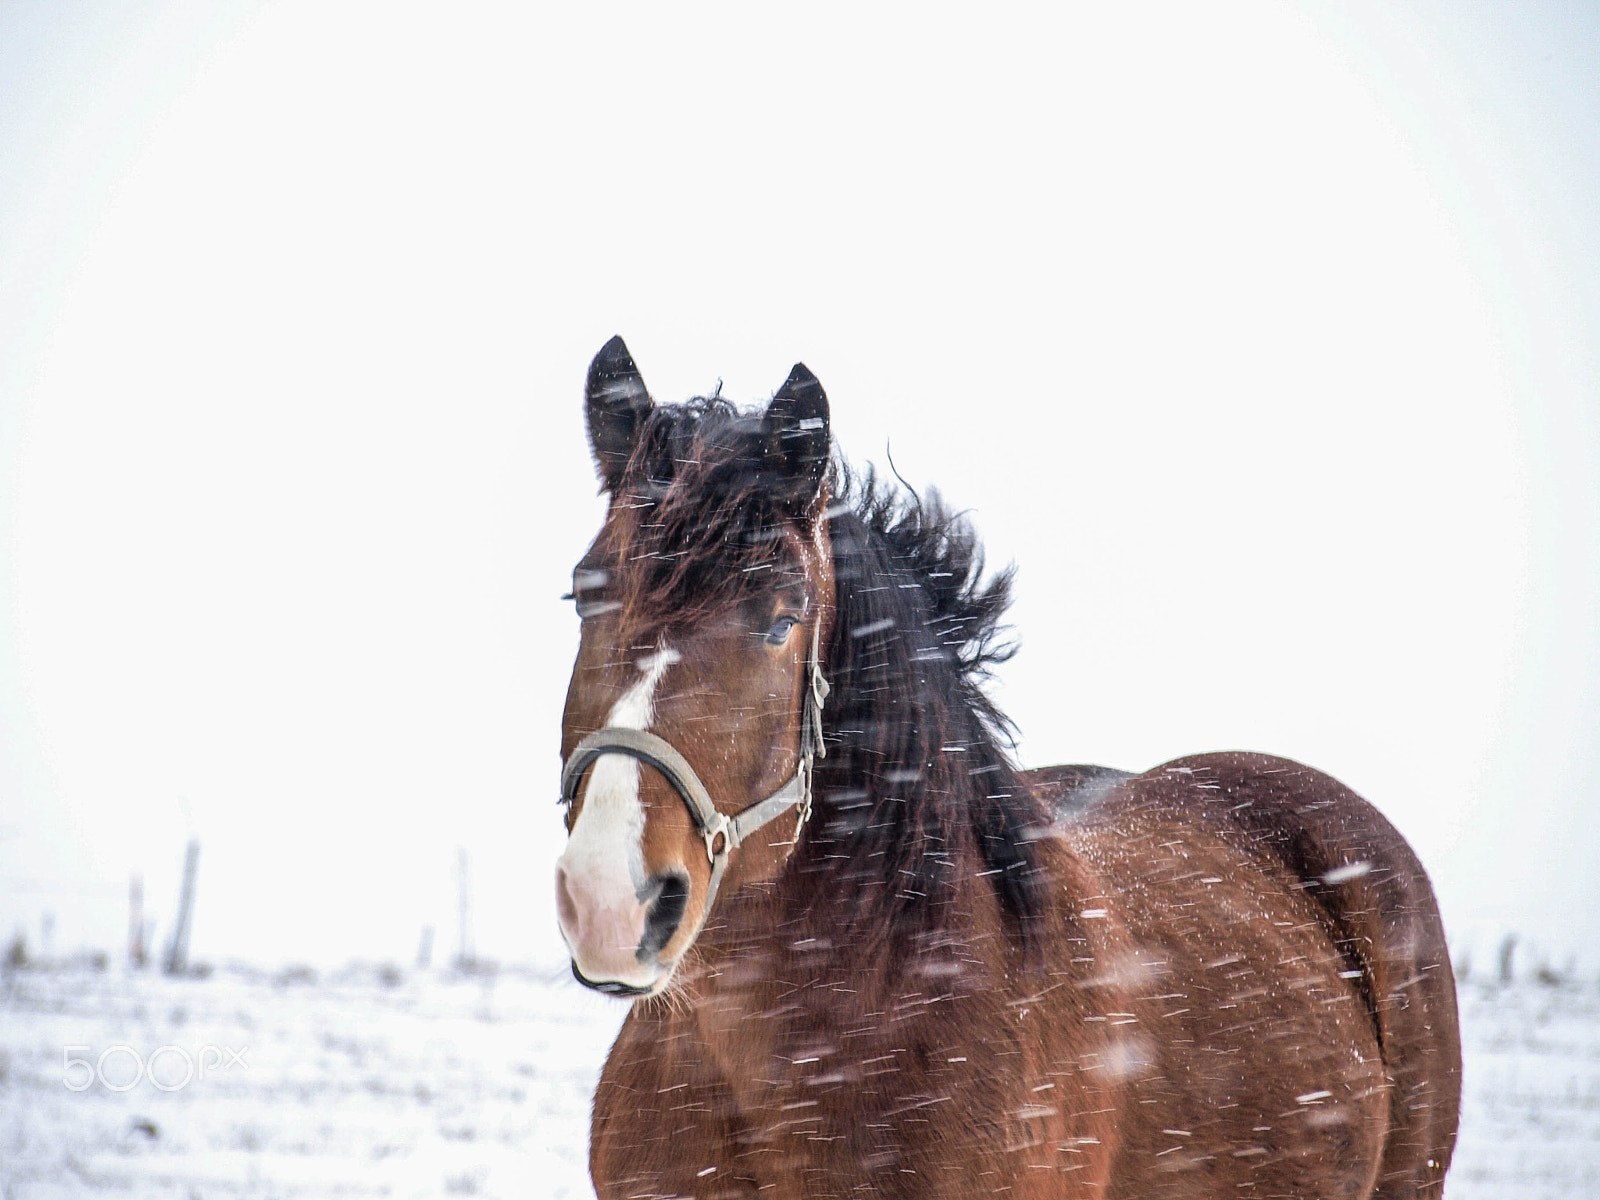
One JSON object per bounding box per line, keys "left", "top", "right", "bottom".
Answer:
{"left": 555, "top": 335, "right": 835, "bottom": 995}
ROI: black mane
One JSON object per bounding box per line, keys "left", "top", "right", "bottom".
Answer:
{"left": 806, "top": 465, "right": 1048, "bottom": 960}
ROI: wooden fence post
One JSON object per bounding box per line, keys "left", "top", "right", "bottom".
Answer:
{"left": 129, "top": 874, "right": 147, "bottom": 969}
{"left": 164, "top": 840, "right": 200, "bottom": 976}
{"left": 455, "top": 847, "right": 475, "bottom": 972}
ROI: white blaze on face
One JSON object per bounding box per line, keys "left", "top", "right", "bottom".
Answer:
{"left": 556, "top": 645, "right": 680, "bottom": 984}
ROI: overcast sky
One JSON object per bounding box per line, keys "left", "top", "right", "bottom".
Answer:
{"left": 1, "top": 2, "right": 1596, "bottom": 971}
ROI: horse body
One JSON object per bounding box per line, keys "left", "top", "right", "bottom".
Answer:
{"left": 558, "top": 337, "right": 1460, "bottom": 1198}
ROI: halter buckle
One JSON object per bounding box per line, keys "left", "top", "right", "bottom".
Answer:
{"left": 703, "top": 811, "right": 734, "bottom": 865}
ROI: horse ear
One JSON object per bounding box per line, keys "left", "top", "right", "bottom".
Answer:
{"left": 585, "top": 335, "right": 653, "bottom": 491}
{"left": 765, "top": 363, "right": 831, "bottom": 511}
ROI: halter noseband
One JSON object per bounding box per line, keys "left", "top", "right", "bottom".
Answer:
{"left": 558, "top": 620, "right": 829, "bottom": 933}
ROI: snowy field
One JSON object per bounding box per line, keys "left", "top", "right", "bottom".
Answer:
{"left": 1, "top": 962, "right": 1596, "bottom": 1199}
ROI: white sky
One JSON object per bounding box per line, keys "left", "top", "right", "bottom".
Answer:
{"left": 1, "top": 2, "right": 1596, "bottom": 970}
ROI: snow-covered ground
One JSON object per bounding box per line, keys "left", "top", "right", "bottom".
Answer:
{"left": 1, "top": 963, "right": 1595, "bottom": 1198}
{"left": 0, "top": 963, "right": 625, "bottom": 1199}
{"left": 1449, "top": 979, "right": 1600, "bottom": 1198}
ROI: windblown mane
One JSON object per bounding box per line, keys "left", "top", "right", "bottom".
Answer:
{"left": 605, "top": 399, "right": 1049, "bottom": 959}
{"left": 807, "top": 466, "right": 1048, "bottom": 961}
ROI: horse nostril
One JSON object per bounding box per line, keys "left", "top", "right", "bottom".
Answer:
{"left": 636, "top": 872, "right": 689, "bottom": 963}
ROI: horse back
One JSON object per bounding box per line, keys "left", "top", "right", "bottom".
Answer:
{"left": 1023, "top": 752, "right": 1460, "bottom": 1199}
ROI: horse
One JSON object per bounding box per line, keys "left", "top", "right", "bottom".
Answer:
{"left": 553, "top": 335, "right": 1461, "bottom": 1199}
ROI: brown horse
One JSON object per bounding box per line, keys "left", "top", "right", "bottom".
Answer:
{"left": 555, "top": 336, "right": 1461, "bottom": 1199}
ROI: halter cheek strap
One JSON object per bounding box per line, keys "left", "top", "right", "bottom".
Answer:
{"left": 558, "top": 620, "right": 829, "bottom": 936}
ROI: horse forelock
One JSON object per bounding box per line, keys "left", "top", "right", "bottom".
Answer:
{"left": 598, "top": 397, "right": 822, "bottom": 643}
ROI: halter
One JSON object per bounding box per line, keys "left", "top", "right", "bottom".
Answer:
{"left": 558, "top": 619, "right": 830, "bottom": 937}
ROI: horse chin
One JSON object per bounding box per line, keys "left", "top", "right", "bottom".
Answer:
{"left": 569, "top": 959, "right": 668, "bottom": 999}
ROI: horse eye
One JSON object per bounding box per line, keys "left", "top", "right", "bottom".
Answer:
{"left": 764, "top": 616, "right": 798, "bottom": 646}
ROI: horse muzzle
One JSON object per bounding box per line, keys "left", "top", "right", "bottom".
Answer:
{"left": 555, "top": 861, "right": 686, "bottom": 993}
